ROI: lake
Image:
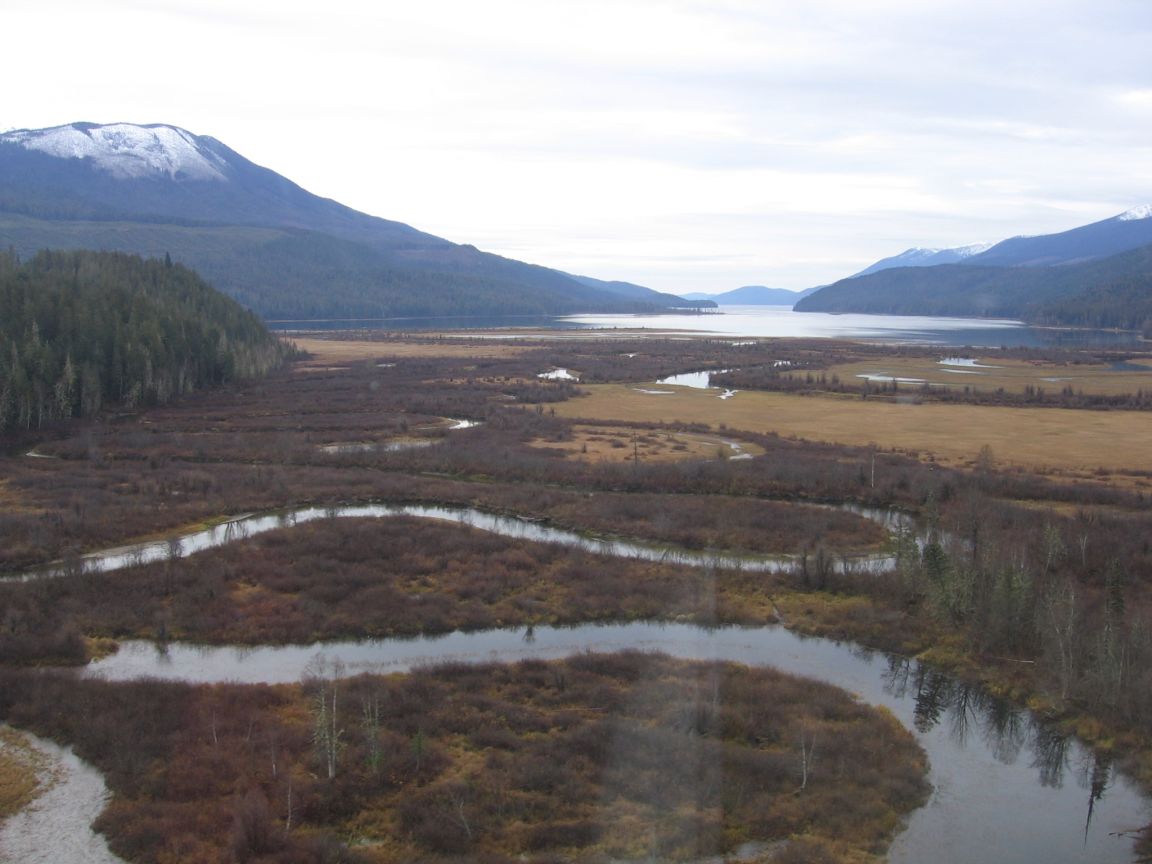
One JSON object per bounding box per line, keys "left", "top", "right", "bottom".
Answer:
{"left": 268, "top": 306, "right": 1147, "bottom": 348}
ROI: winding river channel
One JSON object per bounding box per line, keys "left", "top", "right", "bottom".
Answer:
{"left": 10, "top": 503, "right": 1152, "bottom": 862}
{"left": 18, "top": 502, "right": 899, "bottom": 580}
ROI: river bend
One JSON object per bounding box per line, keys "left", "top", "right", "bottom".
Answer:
{"left": 9, "top": 503, "right": 1151, "bottom": 862}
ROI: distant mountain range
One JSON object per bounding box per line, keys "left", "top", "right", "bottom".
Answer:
{"left": 682, "top": 285, "right": 821, "bottom": 306}
{"left": 0, "top": 122, "right": 711, "bottom": 319}
{"left": 797, "top": 208, "right": 1152, "bottom": 333}
{"left": 851, "top": 243, "right": 994, "bottom": 277}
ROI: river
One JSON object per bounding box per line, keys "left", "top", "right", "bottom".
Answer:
{"left": 10, "top": 501, "right": 1146, "bottom": 863}
{"left": 12, "top": 502, "right": 899, "bottom": 581}
{"left": 83, "top": 622, "right": 1148, "bottom": 864}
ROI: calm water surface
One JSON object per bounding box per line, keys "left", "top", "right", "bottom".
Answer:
{"left": 38, "top": 503, "right": 1148, "bottom": 864}
{"left": 86, "top": 623, "right": 1149, "bottom": 864}
{"left": 270, "top": 306, "right": 1146, "bottom": 348}
{"left": 11, "top": 502, "right": 896, "bottom": 580}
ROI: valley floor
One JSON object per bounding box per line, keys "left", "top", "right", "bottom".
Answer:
{"left": 1, "top": 332, "right": 1151, "bottom": 863}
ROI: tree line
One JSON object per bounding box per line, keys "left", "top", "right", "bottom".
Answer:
{"left": 0, "top": 249, "right": 290, "bottom": 432}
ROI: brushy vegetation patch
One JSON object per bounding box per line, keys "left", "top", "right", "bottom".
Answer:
{"left": 0, "top": 507, "right": 894, "bottom": 655}
{"left": 0, "top": 654, "right": 930, "bottom": 863}
{"left": 527, "top": 423, "right": 767, "bottom": 465}
{"left": 533, "top": 489, "right": 886, "bottom": 554}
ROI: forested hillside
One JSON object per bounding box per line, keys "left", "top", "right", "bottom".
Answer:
{"left": 1032, "top": 249, "right": 1152, "bottom": 335}
{"left": 0, "top": 249, "right": 289, "bottom": 432}
{"left": 0, "top": 125, "right": 709, "bottom": 318}
{"left": 796, "top": 241, "right": 1152, "bottom": 334}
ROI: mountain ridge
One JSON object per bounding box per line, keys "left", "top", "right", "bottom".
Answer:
{"left": 852, "top": 243, "right": 993, "bottom": 277}
{"left": 0, "top": 121, "right": 711, "bottom": 318}
{"left": 962, "top": 207, "right": 1152, "bottom": 267}
{"left": 797, "top": 207, "right": 1152, "bottom": 333}
{"left": 685, "top": 285, "right": 821, "bottom": 306}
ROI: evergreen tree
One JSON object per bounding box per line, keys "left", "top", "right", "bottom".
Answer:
{"left": 0, "top": 249, "right": 290, "bottom": 432}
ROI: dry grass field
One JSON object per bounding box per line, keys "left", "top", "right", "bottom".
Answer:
{"left": 797, "top": 355, "right": 1152, "bottom": 396}
{"left": 0, "top": 727, "right": 46, "bottom": 821}
{"left": 553, "top": 384, "right": 1152, "bottom": 480}
{"left": 528, "top": 424, "right": 764, "bottom": 464}
{"left": 290, "top": 335, "right": 530, "bottom": 365}
{"left": 285, "top": 334, "right": 1152, "bottom": 481}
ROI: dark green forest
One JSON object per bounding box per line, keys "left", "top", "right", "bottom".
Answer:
{"left": 0, "top": 249, "right": 289, "bottom": 432}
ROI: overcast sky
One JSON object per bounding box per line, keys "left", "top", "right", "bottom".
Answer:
{"left": 5, "top": 0, "right": 1152, "bottom": 294}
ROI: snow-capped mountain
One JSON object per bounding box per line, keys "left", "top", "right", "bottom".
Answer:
{"left": 849, "top": 205, "right": 1152, "bottom": 279}
{"left": 965, "top": 206, "right": 1152, "bottom": 267}
{"left": 1117, "top": 204, "right": 1152, "bottom": 222}
{"left": 852, "top": 243, "right": 993, "bottom": 277}
{"left": 0, "top": 121, "right": 707, "bottom": 318}
{"left": 6, "top": 122, "right": 230, "bottom": 181}
{"left": 0, "top": 120, "right": 442, "bottom": 242}
{"left": 796, "top": 205, "right": 1152, "bottom": 328}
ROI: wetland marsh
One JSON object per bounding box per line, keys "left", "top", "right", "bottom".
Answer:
{"left": 3, "top": 330, "right": 1152, "bottom": 863}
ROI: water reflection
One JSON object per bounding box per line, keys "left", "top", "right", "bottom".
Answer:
{"left": 10, "top": 502, "right": 899, "bottom": 581}
{"left": 1083, "top": 752, "right": 1113, "bottom": 843}
{"left": 266, "top": 308, "right": 1147, "bottom": 348}
{"left": 882, "top": 655, "right": 1120, "bottom": 799}
{"left": 83, "top": 620, "right": 1149, "bottom": 863}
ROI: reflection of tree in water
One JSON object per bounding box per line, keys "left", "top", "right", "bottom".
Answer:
{"left": 879, "top": 657, "right": 957, "bottom": 734}
{"left": 946, "top": 678, "right": 985, "bottom": 749}
{"left": 981, "top": 694, "right": 1027, "bottom": 764}
{"left": 850, "top": 643, "right": 878, "bottom": 665}
{"left": 913, "top": 668, "right": 952, "bottom": 734}
{"left": 1077, "top": 749, "right": 1113, "bottom": 841}
{"left": 881, "top": 655, "right": 1115, "bottom": 799}
{"left": 1031, "top": 724, "right": 1071, "bottom": 788}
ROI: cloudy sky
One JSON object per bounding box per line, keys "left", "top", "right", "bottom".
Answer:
{"left": 4, "top": 0, "right": 1151, "bottom": 294}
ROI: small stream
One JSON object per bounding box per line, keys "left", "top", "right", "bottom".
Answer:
{"left": 0, "top": 727, "right": 124, "bottom": 864}
{"left": 11, "top": 502, "right": 899, "bottom": 581}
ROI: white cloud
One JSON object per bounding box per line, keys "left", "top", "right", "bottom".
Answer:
{"left": 1114, "top": 89, "right": 1152, "bottom": 109}
{"left": 4, "top": 0, "right": 1152, "bottom": 292}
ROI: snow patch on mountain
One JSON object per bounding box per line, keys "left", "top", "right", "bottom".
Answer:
{"left": 853, "top": 241, "right": 993, "bottom": 277}
{"left": 891, "top": 243, "right": 991, "bottom": 261}
{"left": 5, "top": 122, "right": 228, "bottom": 181}
{"left": 951, "top": 242, "right": 995, "bottom": 256}
{"left": 1117, "top": 204, "right": 1152, "bottom": 221}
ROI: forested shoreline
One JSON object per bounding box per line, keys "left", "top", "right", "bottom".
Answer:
{"left": 0, "top": 249, "right": 289, "bottom": 432}
{"left": 794, "top": 242, "right": 1152, "bottom": 336}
